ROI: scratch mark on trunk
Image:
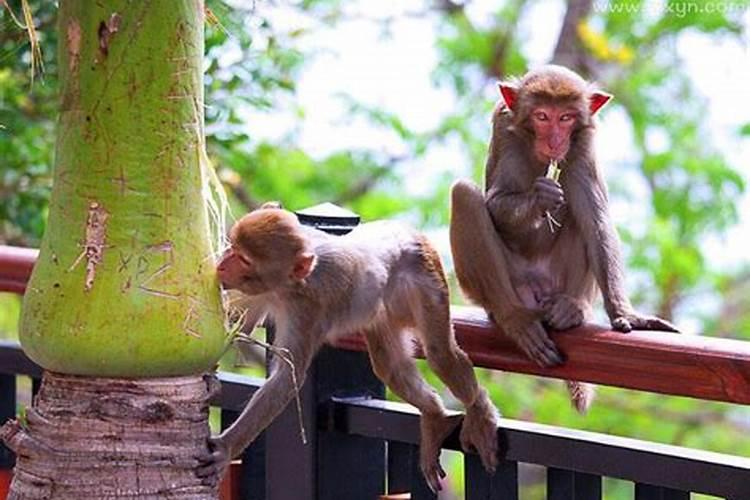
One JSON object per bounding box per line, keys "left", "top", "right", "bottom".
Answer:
{"left": 69, "top": 202, "right": 109, "bottom": 292}
{"left": 138, "top": 241, "right": 181, "bottom": 299}
{"left": 66, "top": 20, "right": 81, "bottom": 74}
{"left": 98, "top": 13, "right": 122, "bottom": 58}
{"left": 183, "top": 298, "right": 203, "bottom": 338}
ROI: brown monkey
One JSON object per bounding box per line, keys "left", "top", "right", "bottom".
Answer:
{"left": 197, "top": 208, "right": 499, "bottom": 492}
{"left": 449, "top": 65, "right": 677, "bottom": 412}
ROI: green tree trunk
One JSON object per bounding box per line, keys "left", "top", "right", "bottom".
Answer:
{"left": 1, "top": 1, "right": 225, "bottom": 498}
{"left": 21, "top": 0, "right": 225, "bottom": 375}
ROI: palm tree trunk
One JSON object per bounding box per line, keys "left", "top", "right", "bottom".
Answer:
{"left": 2, "top": 373, "right": 218, "bottom": 499}
{"left": 2, "top": 0, "right": 226, "bottom": 497}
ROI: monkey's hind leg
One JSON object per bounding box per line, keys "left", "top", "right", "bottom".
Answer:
{"left": 449, "top": 180, "right": 562, "bottom": 367}
{"left": 414, "top": 290, "right": 499, "bottom": 474}
{"left": 364, "top": 326, "right": 457, "bottom": 493}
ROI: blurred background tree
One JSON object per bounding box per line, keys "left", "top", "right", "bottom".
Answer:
{"left": 1, "top": 1, "right": 749, "bottom": 498}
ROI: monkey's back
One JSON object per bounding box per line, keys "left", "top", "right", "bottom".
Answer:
{"left": 305, "top": 221, "right": 447, "bottom": 338}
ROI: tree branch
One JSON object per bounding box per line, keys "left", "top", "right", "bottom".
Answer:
{"left": 551, "top": 0, "right": 596, "bottom": 76}
{"left": 220, "top": 170, "right": 261, "bottom": 211}
{"left": 334, "top": 156, "right": 404, "bottom": 205}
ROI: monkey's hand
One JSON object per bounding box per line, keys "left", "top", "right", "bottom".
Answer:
{"left": 541, "top": 294, "right": 586, "bottom": 331}
{"left": 611, "top": 313, "right": 680, "bottom": 334}
{"left": 532, "top": 177, "right": 565, "bottom": 214}
{"left": 460, "top": 390, "right": 500, "bottom": 474}
{"left": 503, "top": 310, "right": 563, "bottom": 367}
{"left": 195, "top": 435, "right": 231, "bottom": 487}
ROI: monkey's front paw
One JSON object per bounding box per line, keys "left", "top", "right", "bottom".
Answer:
{"left": 542, "top": 294, "right": 585, "bottom": 331}
{"left": 460, "top": 393, "right": 500, "bottom": 473}
{"left": 511, "top": 322, "right": 563, "bottom": 367}
{"left": 533, "top": 177, "right": 565, "bottom": 212}
{"left": 195, "top": 436, "right": 230, "bottom": 488}
{"left": 611, "top": 314, "right": 679, "bottom": 334}
{"left": 611, "top": 316, "right": 633, "bottom": 332}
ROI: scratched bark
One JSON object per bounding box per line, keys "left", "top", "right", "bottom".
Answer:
{"left": 9, "top": 1, "right": 225, "bottom": 498}
{"left": 1, "top": 372, "right": 217, "bottom": 499}
{"left": 18, "top": 0, "right": 227, "bottom": 377}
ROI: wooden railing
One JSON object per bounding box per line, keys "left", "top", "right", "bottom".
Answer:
{"left": 1, "top": 245, "right": 749, "bottom": 499}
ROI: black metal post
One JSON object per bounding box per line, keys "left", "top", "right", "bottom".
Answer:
{"left": 0, "top": 374, "right": 16, "bottom": 471}
{"left": 222, "top": 409, "right": 266, "bottom": 500}
{"left": 547, "top": 467, "right": 601, "bottom": 500}
{"left": 264, "top": 203, "right": 386, "bottom": 500}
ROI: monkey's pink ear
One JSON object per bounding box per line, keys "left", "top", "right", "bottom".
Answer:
{"left": 291, "top": 252, "right": 316, "bottom": 280}
{"left": 499, "top": 83, "right": 518, "bottom": 110}
{"left": 589, "top": 92, "right": 612, "bottom": 115}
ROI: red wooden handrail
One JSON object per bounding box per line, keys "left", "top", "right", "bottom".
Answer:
{"left": 0, "top": 245, "right": 37, "bottom": 295}
{"left": 2, "top": 245, "right": 749, "bottom": 405}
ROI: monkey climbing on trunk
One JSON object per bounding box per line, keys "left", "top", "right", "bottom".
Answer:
{"left": 449, "top": 65, "right": 678, "bottom": 413}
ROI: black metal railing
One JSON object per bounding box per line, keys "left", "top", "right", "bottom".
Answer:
{"left": 1, "top": 340, "right": 748, "bottom": 499}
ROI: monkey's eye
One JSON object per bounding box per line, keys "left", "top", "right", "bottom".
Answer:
{"left": 534, "top": 111, "right": 549, "bottom": 121}
{"left": 235, "top": 252, "right": 253, "bottom": 268}
{"left": 560, "top": 113, "right": 576, "bottom": 122}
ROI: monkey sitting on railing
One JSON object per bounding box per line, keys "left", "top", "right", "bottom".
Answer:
{"left": 449, "top": 65, "right": 678, "bottom": 412}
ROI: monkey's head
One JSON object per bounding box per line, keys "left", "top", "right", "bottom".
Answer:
{"left": 217, "top": 208, "right": 316, "bottom": 295}
{"left": 499, "top": 65, "right": 611, "bottom": 163}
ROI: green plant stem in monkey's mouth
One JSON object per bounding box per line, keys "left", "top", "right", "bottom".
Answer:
{"left": 545, "top": 160, "right": 562, "bottom": 233}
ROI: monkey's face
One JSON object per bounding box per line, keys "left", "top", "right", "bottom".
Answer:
{"left": 217, "top": 247, "right": 272, "bottom": 295}
{"left": 217, "top": 246, "right": 317, "bottom": 295}
{"left": 529, "top": 105, "right": 578, "bottom": 163}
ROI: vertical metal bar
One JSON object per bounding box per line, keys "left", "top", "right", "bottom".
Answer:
{"left": 465, "top": 455, "right": 518, "bottom": 500}
{"left": 387, "top": 441, "right": 413, "bottom": 494}
{"left": 547, "top": 467, "right": 602, "bottom": 500}
{"left": 222, "top": 409, "right": 265, "bottom": 500}
{"left": 315, "top": 347, "right": 385, "bottom": 500}
{"left": 402, "top": 443, "right": 436, "bottom": 500}
{"left": 31, "top": 376, "right": 41, "bottom": 398}
{"left": 263, "top": 319, "right": 317, "bottom": 500}
{"left": 635, "top": 483, "right": 690, "bottom": 500}
{"left": 0, "top": 375, "right": 16, "bottom": 470}
{"left": 386, "top": 441, "right": 435, "bottom": 499}
{"left": 265, "top": 374, "right": 317, "bottom": 500}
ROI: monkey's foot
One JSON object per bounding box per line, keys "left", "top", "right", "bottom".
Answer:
{"left": 419, "top": 412, "right": 461, "bottom": 493}
{"left": 611, "top": 313, "right": 680, "bottom": 333}
{"left": 509, "top": 321, "right": 563, "bottom": 367}
{"left": 541, "top": 294, "right": 585, "bottom": 331}
{"left": 460, "top": 391, "right": 500, "bottom": 473}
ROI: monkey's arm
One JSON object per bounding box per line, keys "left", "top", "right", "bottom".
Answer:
{"left": 567, "top": 172, "right": 678, "bottom": 332}
{"left": 486, "top": 185, "right": 542, "bottom": 238}
{"left": 196, "top": 319, "right": 322, "bottom": 485}
{"left": 486, "top": 176, "right": 563, "bottom": 239}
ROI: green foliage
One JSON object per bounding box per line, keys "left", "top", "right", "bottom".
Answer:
{"left": 0, "top": 293, "right": 21, "bottom": 340}
{"left": 0, "top": 1, "right": 57, "bottom": 245}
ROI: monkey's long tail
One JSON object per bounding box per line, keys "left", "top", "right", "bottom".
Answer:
{"left": 566, "top": 380, "right": 595, "bottom": 414}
